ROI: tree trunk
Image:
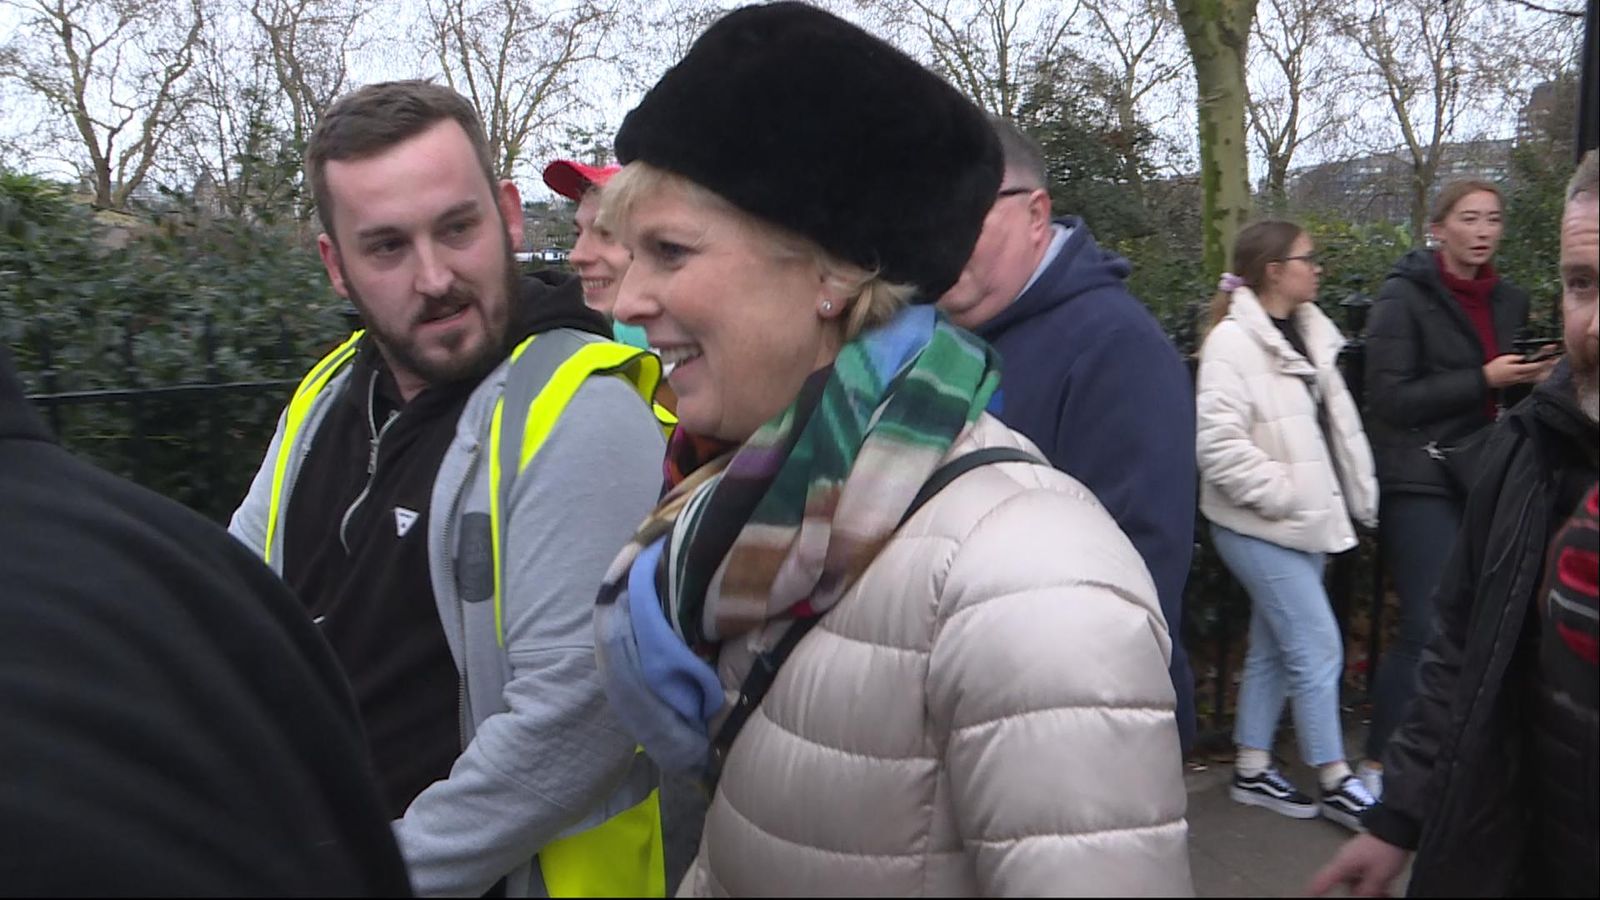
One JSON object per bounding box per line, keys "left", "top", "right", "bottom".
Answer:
{"left": 1409, "top": 160, "right": 1435, "bottom": 247}
{"left": 1266, "top": 156, "right": 1289, "bottom": 212}
{"left": 1174, "top": 0, "right": 1259, "bottom": 282}
{"left": 1117, "top": 99, "right": 1149, "bottom": 208}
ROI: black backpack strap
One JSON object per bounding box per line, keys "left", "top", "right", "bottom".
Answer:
{"left": 898, "top": 446, "right": 1046, "bottom": 528}
{"left": 704, "top": 614, "right": 822, "bottom": 791}
{"left": 702, "top": 445, "right": 1048, "bottom": 792}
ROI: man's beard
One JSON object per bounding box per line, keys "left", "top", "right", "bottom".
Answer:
{"left": 342, "top": 231, "right": 521, "bottom": 389}
{"left": 1576, "top": 368, "right": 1599, "bottom": 424}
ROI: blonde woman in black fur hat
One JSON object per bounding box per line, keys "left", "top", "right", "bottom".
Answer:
{"left": 590, "top": 3, "right": 1193, "bottom": 894}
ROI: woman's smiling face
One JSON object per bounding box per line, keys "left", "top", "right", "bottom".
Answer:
{"left": 569, "top": 189, "right": 632, "bottom": 316}
{"left": 611, "top": 180, "right": 842, "bottom": 442}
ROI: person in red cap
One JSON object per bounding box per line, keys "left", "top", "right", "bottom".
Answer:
{"left": 543, "top": 159, "right": 650, "bottom": 351}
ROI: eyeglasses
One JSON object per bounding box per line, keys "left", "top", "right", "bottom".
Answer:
{"left": 996, "top": 186, "right": 1038, "bottom": 199}
{"left": 1280, "top": 253, "right": 1321, "bottom": 266}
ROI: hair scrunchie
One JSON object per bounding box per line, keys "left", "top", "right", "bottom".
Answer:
{"left": 1218, "top": 272, "right": 1246, "bottom": 293}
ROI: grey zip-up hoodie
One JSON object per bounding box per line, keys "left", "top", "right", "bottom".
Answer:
{"left": 231, "top": 338, "right": 665, "bottom": 896}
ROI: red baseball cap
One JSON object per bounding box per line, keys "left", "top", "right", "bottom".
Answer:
{"left": 542, "top": 159, "right": 622, "bottom": 201}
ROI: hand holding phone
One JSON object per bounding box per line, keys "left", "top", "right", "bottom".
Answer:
{"left": 1520, "top": 344, "right": 1565, "bottom": 364}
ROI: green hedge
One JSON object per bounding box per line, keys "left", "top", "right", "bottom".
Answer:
{"left": 1, "top": 173, "right": 347, "bottom": 520}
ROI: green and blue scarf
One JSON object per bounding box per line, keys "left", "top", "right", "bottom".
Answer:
{"left": 595, "top": 305, "right": 1001, "bottom": 774}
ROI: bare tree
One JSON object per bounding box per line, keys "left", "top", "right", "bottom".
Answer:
{"left": 1076, "top": 0, "right": 1188, "bottom": 203}
{"left": 614, "top": 0, "right": 728, "bottom": 94}
{"left": 1246, "top": 0, "right": 1342, "bottom": 210}
{"left": 1172, "top": 0, "right": 1259, "bottom": 281}
{"left": 857, "top": 0, "right": 1079, "bottom": 119}
{"left": 1, "top": 0, "right": 207, "bottom": 208}
{"left": 249, "top": 0, "right": 369, "bottom": 156}
{"left": 178, "top": 15, "right": 274, "bottom": 218}
{"left": 1334, "top": 0, "right": 1466, "bottom": 242}
{"left": 423, "top": 0, "right": 619, "bottom": 182}
{"left": 1500, "top": 0, "right": 1583, "bottom": 16}
{"left": 1329, "top": 0, "right": 1549, "bottom": 241}
{"left": 174, "top": 6, "right": 312, "bottom": 223}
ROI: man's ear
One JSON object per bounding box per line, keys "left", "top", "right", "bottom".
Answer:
{"left": 318, "top": 233, "right": 349, "bottom": 299}
{"left": 1027, "top": 189, "right": 1053, "bottom": 236}
{"left": 498, "top": 179, "right": 525, "bottom": 251}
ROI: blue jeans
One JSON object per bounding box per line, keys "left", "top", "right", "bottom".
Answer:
{"left": 1211, "top": 523, "right": 1348, "bottom": 766}
{"left": 1365, "top": 492, "right": 1461, "bottom": 760}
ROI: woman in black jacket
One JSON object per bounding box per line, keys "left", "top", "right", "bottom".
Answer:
{"left": 1360, "top": 179, "right": 1559, "bottom": 797}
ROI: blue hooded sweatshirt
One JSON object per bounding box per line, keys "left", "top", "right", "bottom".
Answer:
{"left": 974, "top": 216, "right": 1198, "bottom": 751}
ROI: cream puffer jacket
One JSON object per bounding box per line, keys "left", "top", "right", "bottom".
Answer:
{"left": 1196, "top": 288, "right": 1379, "bottom": 554}
{"left": 677, "top": 414, "right": 1193, "bottom": 897}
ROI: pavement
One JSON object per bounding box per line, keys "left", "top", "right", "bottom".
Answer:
{"left": 1184, "top": 716, "right": 1413, "bottom": 897}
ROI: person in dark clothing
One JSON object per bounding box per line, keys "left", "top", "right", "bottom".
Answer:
{"left": 1359, "top": 178, "right": 1560, "bottom": 797}
{"left": 0, "top": 345, "right": 412, "bottom": 896}
{"left": 937, "top": 116, "right": 1198, "bottom": 752}
{"left": 1311, "top": 150, "right": 1599, "bottom": 899}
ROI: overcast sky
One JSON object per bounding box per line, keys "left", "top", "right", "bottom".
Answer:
{"left": 0, "top": 0, "right": 1585, "bottom": 200}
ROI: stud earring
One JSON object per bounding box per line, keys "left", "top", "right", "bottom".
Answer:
{"left": 821, "top": 301, "right": 834, "bottom": 314}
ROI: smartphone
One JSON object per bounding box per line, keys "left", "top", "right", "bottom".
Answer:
{"left": 1521, "top": 345, "right": 1566, "bottom": 364}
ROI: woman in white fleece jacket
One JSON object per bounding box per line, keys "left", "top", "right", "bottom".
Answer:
{"left": 1196, "top": 220, "right": 1380, "bottom": 834}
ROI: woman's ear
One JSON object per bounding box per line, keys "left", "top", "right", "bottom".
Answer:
{"left": 1260, "top": 260, "right": 1282, "bottom": 290}
{"left": 817, "top": 270, "right": 853, "bottom": 320}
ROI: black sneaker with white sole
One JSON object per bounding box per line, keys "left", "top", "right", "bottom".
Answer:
{"left": 1230, "top": 767, "right": 1318, "bottom": 819}
{"left": 1320, "top": 775, "right": 1376, "bottom": 831}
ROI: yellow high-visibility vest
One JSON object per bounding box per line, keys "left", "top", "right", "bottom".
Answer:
{"left": 264, "top": 329, "right": 667, "bottom": 898}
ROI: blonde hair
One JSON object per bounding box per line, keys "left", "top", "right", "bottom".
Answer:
{"left": 597, "top": 162, "right": 916, "bottom": 340}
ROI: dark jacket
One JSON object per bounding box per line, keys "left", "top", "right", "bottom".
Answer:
{"left": 0, "top": 346, "right": 411, "bottom": 895}
{"left": 1363, "top": 249, "right": 1530, "bottom": 497}
{"left": 1363, "top": 360, "right": 1599, "bottom": 896}
{"left": 281, "top": 271, "right": 609, "bottom": 816}
{"left": 972, "top": 216, "right": 1198, "bottom": 750}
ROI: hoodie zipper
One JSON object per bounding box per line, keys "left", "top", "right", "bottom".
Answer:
{"left": 339, "top": 370, "right": 401, "bottom": 554}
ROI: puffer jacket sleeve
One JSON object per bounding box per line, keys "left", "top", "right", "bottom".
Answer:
{"left": 1195, "top": 329, "right": 1296, "bottom": 520}
{"left": 928, "top": 483, "right": 1192, "bottom": 897}
{"left": 1365, "top": 279, "right": 1488, "bottom": 429}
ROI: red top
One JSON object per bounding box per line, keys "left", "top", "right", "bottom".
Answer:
{"left": 1539, "top": 483, "right": 1599, "bottom": 666}
{"left": 1436, "top": 252, "right": 1501, "bottom": 421}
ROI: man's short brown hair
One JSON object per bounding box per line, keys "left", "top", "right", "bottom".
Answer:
{"left": 306, "top": 80, "right": 496, "bottom": 236}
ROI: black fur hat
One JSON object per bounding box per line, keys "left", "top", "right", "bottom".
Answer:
{"left": 614, "top": 1, "right": 1001, "bottom": 300}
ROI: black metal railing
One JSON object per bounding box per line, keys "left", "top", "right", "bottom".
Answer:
{"left": 17, "top": 294, "right": 1558, "bottom": 753}
{"left": 19, "top": 315, "right": 311, "bottom": 523}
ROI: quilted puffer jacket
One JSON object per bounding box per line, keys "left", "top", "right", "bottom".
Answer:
{"left": 1196, "top": 288, "right": 1379, "bottom": 554}
{"left": 677, "top": 415, "right": 1193, "bottom": 897}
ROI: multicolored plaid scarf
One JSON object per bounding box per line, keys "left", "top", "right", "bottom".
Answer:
{"left": 594, "top": 306, "right": 1001, "bottom": 773}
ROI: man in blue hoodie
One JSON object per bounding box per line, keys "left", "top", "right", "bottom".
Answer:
{"left": 940, "top": 116, "right": 1199, "bottom": 752}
